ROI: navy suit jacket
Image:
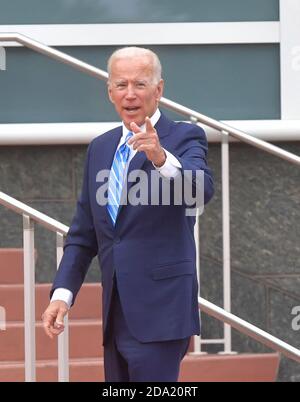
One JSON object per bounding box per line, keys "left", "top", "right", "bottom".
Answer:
{"left": 51, "top": 113, "right": 214, "bottom": 343}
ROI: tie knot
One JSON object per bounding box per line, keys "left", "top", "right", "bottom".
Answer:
{"left": 118, "top": 132, "right": 132, "bottom": 161}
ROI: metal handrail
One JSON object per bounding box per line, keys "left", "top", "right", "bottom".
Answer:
{"left": 0, "top": 192, "right": 68, "bottom": 235}
{"left": 199, "top": 297, "right": 300, "bottom": 363}
{"left": 0, "top": 190, "right": 299, "bottom": 363}
{"left": 0, "top": 32, "right": 299, "bottom": 166}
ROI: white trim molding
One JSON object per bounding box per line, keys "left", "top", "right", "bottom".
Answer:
{"left": 0, "top": 22, "right": 280, "bottom": 47}
{"left": 280, "top": 0, "right": 300, "bottom": 119}
{"left": 0, "top": 120, "right": 299, "bottom": 145}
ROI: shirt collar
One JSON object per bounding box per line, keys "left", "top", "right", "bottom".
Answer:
{"left": 121, "top": 109, "right": 161, "bottom": 142}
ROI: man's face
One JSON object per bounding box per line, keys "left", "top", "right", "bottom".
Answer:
{"left": 108, "top": 56, "right": 164, "bottom": 130}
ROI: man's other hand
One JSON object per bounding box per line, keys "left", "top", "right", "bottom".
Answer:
{"left": 42, "top": 300, "right": 68, "bottom": 339}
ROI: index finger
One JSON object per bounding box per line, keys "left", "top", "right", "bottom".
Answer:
{"left": 145, "top": 116, "right": 155, "bottom": 133}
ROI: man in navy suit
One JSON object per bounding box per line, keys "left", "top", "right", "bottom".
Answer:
{"left": 42, "top": 47, "right": 214, "bottom": 381}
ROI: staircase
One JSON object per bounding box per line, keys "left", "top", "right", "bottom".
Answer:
{"left": 0, "top": 248, "right": 280, "bottom": 382}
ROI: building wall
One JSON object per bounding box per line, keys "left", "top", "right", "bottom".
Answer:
{"left": 0, "top": 0, "right": 299, "bottom": 381}
{"left": 0, "top": 44, "right": 280, "bottom": 123}
{"left": 0, "top": 0, "right": 279, "bottom": 24}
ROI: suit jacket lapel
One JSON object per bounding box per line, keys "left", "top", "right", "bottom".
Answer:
{"left": 99, "top": 127, "right": 122, "bottom": 229}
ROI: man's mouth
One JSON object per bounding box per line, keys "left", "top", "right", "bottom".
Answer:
{"left": 124, "top": 106, "right": 140, "bottom": 113}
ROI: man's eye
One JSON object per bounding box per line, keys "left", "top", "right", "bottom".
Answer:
{"left": 116, "top": 83, "right": 126, "bottom": 89}
{"left": 136, "top": 82, "right": 146, "bottom": 88}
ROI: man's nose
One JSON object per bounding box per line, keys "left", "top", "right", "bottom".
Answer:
{"left": 125, "top": 84, "right": 136, "bottom": 99}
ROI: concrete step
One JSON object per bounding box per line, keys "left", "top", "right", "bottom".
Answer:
{"left": 0, "top": 283, "right": 102, "bottom": 321}
{"left": 179, "top": 352, "right": 280, "bottom": 382}
{"left": 0, "top": 353, "right": 279, "bottom": 382}
{"left": 0, "top": 357, "right": 104, "bottom": 382}
{"left": 0, "top": 320, "right": 103, "bottom": 361}
{"left": 0, "top": 249, "right": 25, "bottom": 284}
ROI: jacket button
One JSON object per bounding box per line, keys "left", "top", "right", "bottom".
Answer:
{"left": 114, "top": 237, "right": 121, "bottom": 244}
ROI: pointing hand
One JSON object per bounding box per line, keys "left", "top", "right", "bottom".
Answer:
{"left": 128, "top": 117, "right": 166, "bottom": 167}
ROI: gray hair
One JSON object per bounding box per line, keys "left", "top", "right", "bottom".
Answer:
{"left": 107, "top": 46, "right": 162, "bottom": 84}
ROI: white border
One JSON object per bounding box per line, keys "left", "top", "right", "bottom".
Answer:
{"left": 0, "top": 22, "right": 279, "bottom": 47}
{"left": 280, "top": 0, "right": 300, "bottom": 119}
{"left": 0, "top": 121, "right": 299, "bottom": 145}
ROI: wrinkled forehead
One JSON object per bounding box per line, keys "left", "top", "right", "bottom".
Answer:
{"left": 110, "top": 55, "right": 155, "bottom": 79}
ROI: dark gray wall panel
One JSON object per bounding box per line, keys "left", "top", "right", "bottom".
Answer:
{"left": 0, "top": 44, "right": 280, "bottom": 123}
{"left": 0, "top": 46, "right": 116, "bottom": 123}
{"left": 0, "top": 0, "right": 279, "bottom": 24}
{"left": 157, "top": 44, "right": 280, "bottom": 121}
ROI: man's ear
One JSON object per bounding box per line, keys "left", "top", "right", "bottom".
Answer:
{"left": 156, "top": 79, "right": 164, "bottom": 101}
{"left": 107, "top": 83, "right": 114, "bottom": 104}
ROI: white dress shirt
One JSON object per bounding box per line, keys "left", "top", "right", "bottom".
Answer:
{"left": 51, "top": 109, "right": 182, "bottom": 308}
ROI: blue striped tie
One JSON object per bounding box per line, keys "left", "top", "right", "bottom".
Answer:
{"left": 107, "top": 131, "right": 133, "bottom": 225}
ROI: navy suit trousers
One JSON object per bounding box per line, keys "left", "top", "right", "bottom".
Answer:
{"left": 104, "top": 278, "right": 190, "bottom": 382}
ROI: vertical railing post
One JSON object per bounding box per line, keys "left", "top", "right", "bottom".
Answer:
{"left": 23, "top": 214, "right": 36, "bottom": 381}
{"left": 220, "top": 130, "right": 235, "bottom": 354}
{"left": 193, "top": 211, "right": 202, "bottom": 354}
{"left": 189, "top": 116, "right": 203, "bottom": 354}
{"left": 56, "top": 232, "right": 69, "bottom": 382}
